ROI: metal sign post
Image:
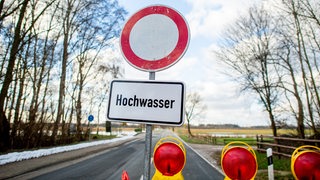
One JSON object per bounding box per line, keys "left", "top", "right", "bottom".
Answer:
{"left": 88, "top": 115, "right": 94, "bottom": 141}
{"left": 143, "top": 72, "right": 155, "bottom": 180}
{"left": 117, "top": 5, "right": 189, "bottom": 180}
{"left": 144, "top": 124, "right": 153, "bottom": 180}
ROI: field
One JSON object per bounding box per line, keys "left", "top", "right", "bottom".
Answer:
{"left": 175, "top": 127, "right": 300, "bottom": 137}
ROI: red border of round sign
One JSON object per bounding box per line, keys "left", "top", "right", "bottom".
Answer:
{"left": 120, "top": 5, "right": 189, "bottom": 72}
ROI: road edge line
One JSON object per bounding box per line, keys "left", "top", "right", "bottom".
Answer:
{"left": 175, "top": 134, "right": 225, "bottom": 176}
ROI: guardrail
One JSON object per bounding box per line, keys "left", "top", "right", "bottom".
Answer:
{"left": 256, "top": 135, "right": 320, "bottom": 158}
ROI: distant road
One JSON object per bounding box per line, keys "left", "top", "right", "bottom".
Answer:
{"left": 32, "top": 131, "right": 224, "bottom": 180}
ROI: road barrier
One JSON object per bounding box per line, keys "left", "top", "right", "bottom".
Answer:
{"left": 291, "top": 145, "right": 320, "bottom": 179}
{"left": 221, "top": 141, "right": 258, "bottom": 180}
{"left": 152, "top": 136, "right": 186, "bottom": 180}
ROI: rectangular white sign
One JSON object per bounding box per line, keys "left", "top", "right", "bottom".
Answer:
{"left": 107, "top": 80, "right": 185, "bottom": 126}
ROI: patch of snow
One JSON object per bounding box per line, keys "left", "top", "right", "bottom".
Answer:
{"left": 0, "top": 133, "right": 135, "bottom": 165}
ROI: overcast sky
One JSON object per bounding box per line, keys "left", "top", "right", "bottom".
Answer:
{"left": 116, "top": 0, "right": 270, "bottom": 127}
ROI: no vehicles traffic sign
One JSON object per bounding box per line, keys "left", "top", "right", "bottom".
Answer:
{"left": 107, "top": 80, "right": 185, "bottom": 126}
{"left": 120, "top": 5, "right": 190, "bottom": 72}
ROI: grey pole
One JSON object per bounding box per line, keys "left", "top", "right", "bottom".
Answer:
{"left": 143, "top": 72, "right": 155, "bottom": 180}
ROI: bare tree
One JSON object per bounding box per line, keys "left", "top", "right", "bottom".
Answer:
{"left": 50, "top": 0, "right": 126, "bottom": 143}
{"left": 185, "top": 92, "right": 207, "bottom": 137}
{"left": 0, "top": 0, "right": 30, "bottom": 151}
{"left": 22, "top": 0, "right": 61, "bottom": 147}
{"left": 66, "top": 0, "right": 126, "bottom": 141}
{"left": 0, "top": 0, "right": 126, "bottom": 151}
{"left": 93, "top": 60, "right": 122, "bottom": 135}
{"left": 0, "top": 1, "right": 23, "bottom": 29}
{"left": 277, "top": 0, "right": 320, "bottom": 138}
{"left": 215, "top": 1, "right": 320, "bottom": 138}
{"left": 214, "top": 5, "right": 280, "bottom": 136}
{"left": 51, "top": 0, "right": 76, "bottom": 144}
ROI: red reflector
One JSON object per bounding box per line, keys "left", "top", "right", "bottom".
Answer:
{"left": 294, "top": 151, "right": 320, "bottom": 179}
{"left": 153, "top": 142, "right": 185, "bottom": 176}
{"left": 122, "top": 170, "right": 130, "bottom": 180}
{"left": 222, "top": 147, "right": 257, "bottom": 180}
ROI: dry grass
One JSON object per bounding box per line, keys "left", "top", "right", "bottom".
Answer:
{"left": 176, "top": 127, "right": 300, "bottom": 136}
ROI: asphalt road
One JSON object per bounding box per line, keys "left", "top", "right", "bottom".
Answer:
{"left": 33, "top": 139, "right": 145, "bottom": 180}
{"left": 32, "top": 132, "right": 224, "bottom": 180}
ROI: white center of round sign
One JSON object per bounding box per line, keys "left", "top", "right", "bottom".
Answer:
{"left": 130, "top": 14, "right": 179, "bottom": 61}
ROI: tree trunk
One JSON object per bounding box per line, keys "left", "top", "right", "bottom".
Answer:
{"left": 76, "top": 82, "right": 83, "bottom": 141}
{"left": 187, "top": 119, "right": 193, "bottom": 137}
{"left": 11, "top": 60, "right": 26, "bottom": 148}
{"left": 291, "top": 0, "right": 306, "bottom": 139}
{"left": 51, "top": 9, "right": 70, "bottom": 144}
{"left": 0, "top": 0, "right": 29, "bottom": 151}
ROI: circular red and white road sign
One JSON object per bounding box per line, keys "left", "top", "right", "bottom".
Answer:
{"left": 120, "top": 5, "right": 190, "bottom": 72}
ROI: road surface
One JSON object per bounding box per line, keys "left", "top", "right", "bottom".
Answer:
{"left": 29, "top": 132, "right": 224, "bottom": 180}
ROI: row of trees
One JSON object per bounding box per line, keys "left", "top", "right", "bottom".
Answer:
{"left": 214, "top": 0, "right": 320, "bottom": 138}
{"left": 0, "top": 0, "right": 127, "bottom": 151}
